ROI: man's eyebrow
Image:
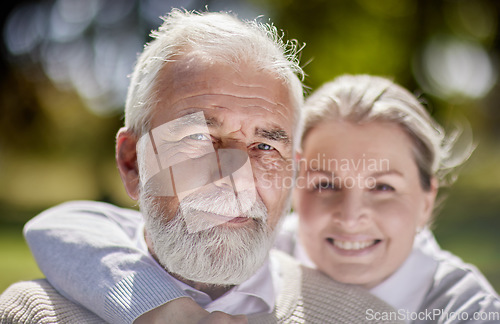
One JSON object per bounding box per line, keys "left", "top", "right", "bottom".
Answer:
{"left": 205, "top": 117, "right": 221, "bottom": 128}
{"left": 255, "top": 127, "right": 290, "bottom": 144}
{"left": 169, "top": 113, "right": 221, "bottom": 134}
{"left": 169, "top": 113, "right": 289, "bottom": 143}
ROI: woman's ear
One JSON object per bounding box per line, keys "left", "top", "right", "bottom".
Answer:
{"left": 116, "top": 127, "right": 140, "bottom": 200}
{"left": 420, "top": 177, "right": 438, "bottom": 227}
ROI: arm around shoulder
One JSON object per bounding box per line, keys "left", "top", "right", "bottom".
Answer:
{"left": 23, "top": 201, "right": 188, "bottom": 324}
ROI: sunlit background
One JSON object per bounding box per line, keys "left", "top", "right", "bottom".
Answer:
{"left": 1, "top": 0, "right": 499, "bottom": 293}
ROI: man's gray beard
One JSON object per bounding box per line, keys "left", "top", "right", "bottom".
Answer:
{"left": 140, "top": 190, "right": 276, "bottom": 286}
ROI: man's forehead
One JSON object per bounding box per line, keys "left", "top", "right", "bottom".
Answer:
{"left": 156, "top": 55, "right": 289, "bottom": 102}
{"left": 148, "top": 54, "right": 296, "bottom": 142}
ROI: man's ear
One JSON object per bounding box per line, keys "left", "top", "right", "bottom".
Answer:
{"left": 116, "top": 127, "right": 140, "bottom": 200}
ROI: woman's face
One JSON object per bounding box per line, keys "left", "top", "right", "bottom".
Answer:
{"left": 294, "top": 120, "right": 437, "bottom": 289}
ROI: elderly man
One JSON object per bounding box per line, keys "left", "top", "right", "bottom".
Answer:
{"left": 0, "top": 9, "right": 399, "bottom": 324}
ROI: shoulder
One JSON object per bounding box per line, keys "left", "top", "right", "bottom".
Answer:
{"left": 417, "top": 234, "right": 500, "bottom": 321}
{"left": 0, "top": 279, "right": 106, "bottom": 324}
{"left": 40, "top": 200, "right": 142, "bottom": 220}
{"left": 422, "top": 255, "right": 500, "bottom": 310}
{"left": 25, "top": 200, "right": 143, "bottom": 235}
{"left": 272, "top": 213, "right": 298, "bottom": 255}
{"left": 251, "top": 250, "right": 403, "bottom": 323}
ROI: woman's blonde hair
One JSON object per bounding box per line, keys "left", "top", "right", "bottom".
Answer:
{"left": 302, "top": 74, "right": 474, "bottom": 190}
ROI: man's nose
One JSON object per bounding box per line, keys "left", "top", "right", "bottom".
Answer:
{"left": 216, "top": 148, "right": 254, "bottom": 191}
{"left": 172, "top": 148, "right": 253, "bottom": 196}
{"left": 171, "top": 148, "right": 256, "bottom": 213}
{"left": 171, "top": 151, "right": 221, "bottom": 194}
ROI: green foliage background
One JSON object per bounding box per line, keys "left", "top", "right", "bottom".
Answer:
{"left": 1, "top": 0, "right": 499, "bottom": 293}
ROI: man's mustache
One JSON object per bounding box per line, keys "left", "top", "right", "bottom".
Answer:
{"left": 178, "top": 186, "right": 266, "bottom": 220}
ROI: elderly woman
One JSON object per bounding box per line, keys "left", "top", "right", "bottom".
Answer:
{"left": 19, "top": 75, "right": 500, "bottom": 323}
{"left": 285, "top": 74, "right": 500, "bottom": 322}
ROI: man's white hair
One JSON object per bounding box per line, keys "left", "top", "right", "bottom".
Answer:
{"left": 125, "top": 9, "right": 304, "bottom": 140}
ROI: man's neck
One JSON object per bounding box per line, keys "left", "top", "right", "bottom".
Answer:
{"left": 170, "top": 273, "right": 234, "bottom": 300}
{"left": 145, "top": 232, "right": 234, "bottom": 300}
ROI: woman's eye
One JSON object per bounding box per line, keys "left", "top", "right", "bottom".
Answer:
{"left": 313, "top": 181, "right": 336, "bottom": 191}
{"left": 373, "top": 184, "right": 395, "bottom": 192}
{"left": 257, "top": 143, "right": 274, "bottom": 151}
{"left": 186, "top": 133, "right": 211, "bottom": 141}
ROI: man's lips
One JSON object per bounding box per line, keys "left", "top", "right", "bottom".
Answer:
{"left": 196, "top": 211, "right": 252, "bottom": 224}
{"left": 227, "top": 216, "right": 251, "bottom": 223}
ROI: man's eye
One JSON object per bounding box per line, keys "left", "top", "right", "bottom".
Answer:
{"left": 257, "top": 143, "right": 274, "bottom": 151}
{"left": 186, "top": 133, "right": 211, "bottom": 141}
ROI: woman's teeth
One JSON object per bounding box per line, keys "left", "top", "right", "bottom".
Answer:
{"left": 330, "top": 239, "right": 379, "bottom": 250}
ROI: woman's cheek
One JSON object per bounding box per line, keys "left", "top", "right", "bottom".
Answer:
{"left": 371, "top": 198, "right": 419, "bottom": 235}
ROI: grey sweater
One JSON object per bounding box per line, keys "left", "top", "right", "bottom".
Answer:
{"left": 8, "top": 201, "right": 500, "bottom": 323}
{"left": 0, "top": 251, "right": 403, "bottom": 324}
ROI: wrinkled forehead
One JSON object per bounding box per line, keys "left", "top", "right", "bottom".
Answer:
{"left": 153, "top": 53, "right": 295, "bottom": 117}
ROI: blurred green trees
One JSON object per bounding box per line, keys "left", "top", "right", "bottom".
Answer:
{"left": 1, "top": 0, "right": 499, "bottom": 291}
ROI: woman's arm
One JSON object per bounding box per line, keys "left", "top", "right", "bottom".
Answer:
{"left": 24, "top": 200, "right": 191, "bottom": 324}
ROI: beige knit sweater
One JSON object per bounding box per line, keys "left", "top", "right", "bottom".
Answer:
{"left": 0, "top": 251, "right": 402, "bottom": 323}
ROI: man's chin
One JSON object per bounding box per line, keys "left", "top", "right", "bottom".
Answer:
{"left": 141, "top": 193, "right": 273, "bottom": 285}
{"left": 147, "top": 220, "right": 273, "bottom": 285}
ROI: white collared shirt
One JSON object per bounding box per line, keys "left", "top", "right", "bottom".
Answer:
{"left": 369, "top": 242, "right": 438, "bottom": 323}
{"left": 169, "top": 258, "right": 277, "bottom": 315}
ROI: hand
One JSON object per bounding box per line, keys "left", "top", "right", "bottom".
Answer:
{"left": 133, "top": 297, "right": 248, "bottom": 324}
{"left": 198, "top": 311, "right": 248, "bottom": 324}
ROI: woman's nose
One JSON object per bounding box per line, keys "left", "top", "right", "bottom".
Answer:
{"left": 331, "top": 189, "right": 369, "bottom": 229}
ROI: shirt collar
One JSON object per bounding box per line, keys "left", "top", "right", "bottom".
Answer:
{"left": 162, "top": 258, "right": 276, "bottom": 315}
{"left": 369, "top": 229, "right": 438, "bottom": 322}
